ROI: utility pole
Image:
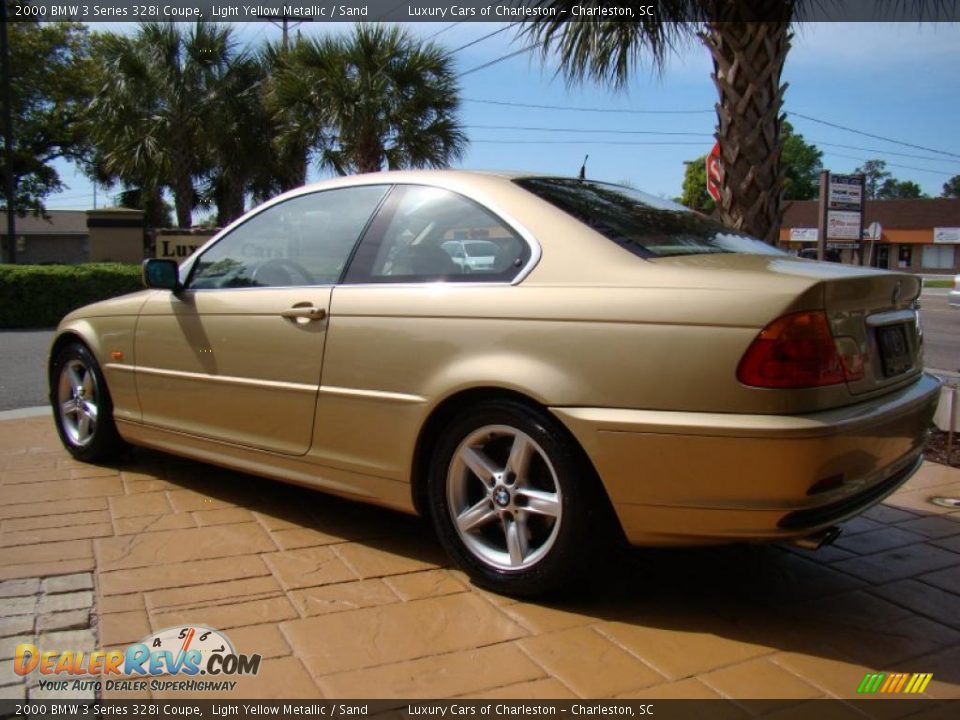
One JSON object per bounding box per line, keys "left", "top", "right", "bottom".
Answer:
{"left": 257, "top": 14, "right": 308, "bottom": 50}
{"left": 1, "top": 1, "right": 17, "bottom": 264}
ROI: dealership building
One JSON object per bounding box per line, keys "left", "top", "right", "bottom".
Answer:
{"left": 778, "top": 198, "right": 960, "bottom": 272}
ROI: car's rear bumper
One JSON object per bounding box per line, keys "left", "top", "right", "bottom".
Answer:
{"left": 552, "top": 372, "right": 942, "bottom": 545}
{"left": 948, "top": 289, "right": 960, "bottom": 308}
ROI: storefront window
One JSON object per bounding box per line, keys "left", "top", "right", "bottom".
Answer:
{"left": 921, "top": 245, "right": 956, "bottom": 270}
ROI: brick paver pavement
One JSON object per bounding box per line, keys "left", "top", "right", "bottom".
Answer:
{"left": 1, "top": 415, "right": 959, "bottom": 702}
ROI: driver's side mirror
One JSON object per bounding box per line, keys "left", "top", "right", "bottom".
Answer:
{"left": 142, "top": 259, "right": 181, "bottom": 291}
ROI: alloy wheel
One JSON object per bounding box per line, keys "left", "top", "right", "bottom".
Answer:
{"left": 446, "top": 424, "right": 562, "bottom": 571}
{"left": 57, "top": 358, "right": 99, "bottom": 447}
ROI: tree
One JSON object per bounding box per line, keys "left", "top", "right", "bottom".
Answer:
{"left": 88, "top": 23, "right": 240, "bottom": 228}
{"left": 0, "top": 11, "right": 94, "bottom": 217}
{"left": 203, "top": 50, "right": 274, "bottom": 226}
{"left": 877, "top": 178, "right": 926, "bottom": 200}
{"left": 522, "top": 2, "right": 933, "bottom": 243}
{"left": 854, "top": 159, "right": 928, "bottom": 200}
{"left": 271, "top": 24, "right": 467, "bottom": 175}
{"left": 680, "top": 122, "right": 819, "bottom": 212}
{"left": 679, "top": 156, "right": 715, "bottom": 213}
{"left": 254, "top": 39, "right": 312, "bottom": 200}
{"left": 117, "top": 187, "right": 172, "bottom": 229}
{"left": 854, "top": 159, "right": 892, "bottom": 199}
{"left": 942, "top": 175, "right": 960, "bottom": 199}
{"left": 780, "top": 121, "right": 822, "bottom": 200}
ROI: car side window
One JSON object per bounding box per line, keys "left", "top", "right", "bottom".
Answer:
{"left": 188, "top": 186, "right": 388, "bottom": 289}
{"left": 344, "top": 185, "right": 530, "bottom": 284}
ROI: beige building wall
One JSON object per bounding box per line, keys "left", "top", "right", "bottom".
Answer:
{"left": 86, "top": 208, "right": 145, "bottom": 263}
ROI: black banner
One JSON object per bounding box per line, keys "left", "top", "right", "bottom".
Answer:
{"left": 7, "top": 0, "right": 960, "bottom": 23}
{"left": 1, "top": 700, "right": 957, "bottom": 720}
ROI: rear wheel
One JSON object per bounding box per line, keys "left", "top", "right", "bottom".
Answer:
{"left": 428, "top": 400, "right": 601, "bottom": 596}
{"left": 51, "top": 342, "right": 127, "bottom": 462}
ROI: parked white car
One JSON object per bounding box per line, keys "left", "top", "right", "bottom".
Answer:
{"left": 950, "top": 274, "right": 960, "bottom": 308}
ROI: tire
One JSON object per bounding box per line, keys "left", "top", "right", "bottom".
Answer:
{"left": 50, "top": 342, "right": 127, "bottom": 463}
{"left": 427, "top": 399, "right": 604, "bottom": 597}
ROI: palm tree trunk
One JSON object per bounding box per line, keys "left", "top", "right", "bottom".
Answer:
{"left": 700, "top": 12, "right": 791, "bottom": 243}
{"left": 171, "top": 149, "right": 194, "bottom": 228}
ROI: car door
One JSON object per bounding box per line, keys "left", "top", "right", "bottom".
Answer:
{"left": 135, "top": 185, "right": 389, "bottom": 455}
{"left": 311, "top": 184, "right": 533, "bottom": 477}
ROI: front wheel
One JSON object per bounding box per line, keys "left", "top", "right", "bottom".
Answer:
{"left": 428, "top": 400, "right": 602, "bottom": 596}
{"left": 51, "top": 342, "right": 127, "bottom": 462}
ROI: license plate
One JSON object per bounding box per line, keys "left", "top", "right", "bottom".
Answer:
{"left": 877, "top": 323, "right": 912, "bottom": 377}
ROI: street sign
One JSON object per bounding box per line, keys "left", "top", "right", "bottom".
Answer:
{"left": 934, "top": 227, "right": 960, "bottom": 244}
{"left": 706, "top": 141, "right": 723, "bottom": 203}
{"left": 824, "top": 173, "right": 866, "bottom": 242}
{"left": 790, "top": 228, "right": 818, "bottom": 243}
{"left": 827, "top": 210, "right": 862, "bottom": 240}
{"left": 828, "top": 174, "right": 864, "bottom": 210}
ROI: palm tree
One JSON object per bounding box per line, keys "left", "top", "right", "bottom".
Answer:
{"left": 521, "top": 1, "right": 926, "bottom": 243}
{"left": 204, "top": 50, "right": 273, "bottom": 226}
{"left": 89, "top": 23, "right": 237, "bottom": 228}
{"left": 255, "top": 39, "right": 312, "bottom": 199}
{"left": 271, "top": 24, "right": 468, "bottom": 175}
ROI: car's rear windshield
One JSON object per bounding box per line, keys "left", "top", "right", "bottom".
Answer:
{"left": 514, "top": 177, "right": 784, "bottom": 259}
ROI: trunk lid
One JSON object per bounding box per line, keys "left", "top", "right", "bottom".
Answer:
{"left": 651, "top": 254, "right": 924, "bottom": 396}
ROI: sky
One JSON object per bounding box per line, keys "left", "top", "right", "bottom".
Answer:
{"left": 42, "top": 20, "right": 960, "bottom": 216}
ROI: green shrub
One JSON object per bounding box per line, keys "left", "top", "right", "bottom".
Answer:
{"left": 0, "top": 263, "right": 143, "bottom": 329}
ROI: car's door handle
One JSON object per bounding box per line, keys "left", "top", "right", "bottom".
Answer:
{"left": 280, "top": 306, "right": 327, "bottom": 321}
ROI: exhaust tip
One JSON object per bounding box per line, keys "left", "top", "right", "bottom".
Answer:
{"left": 789, "top": 526, "right": 842, "bottom": 551}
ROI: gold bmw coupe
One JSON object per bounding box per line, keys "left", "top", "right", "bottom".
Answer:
{"left": 49, "top": 171, "right": 941, "bottom": 595}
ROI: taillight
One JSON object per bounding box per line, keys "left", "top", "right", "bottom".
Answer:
{"left": 737, "top": 310, "right": 863, "bottom": 388}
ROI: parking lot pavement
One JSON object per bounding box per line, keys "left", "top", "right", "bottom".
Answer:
{"left": 1, "top": 415, "right": 959, "bottom": 703}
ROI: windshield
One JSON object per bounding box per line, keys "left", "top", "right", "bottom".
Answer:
{"left": 514, "top": 177, "right": 784, "bottom": 259}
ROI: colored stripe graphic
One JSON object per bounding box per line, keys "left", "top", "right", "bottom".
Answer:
{"left": 857, "top": 672, "right": 932, "bottom": 694}
{"left": 857, "top": 673, "right": 884, "bottom": 693}
{"left": 912, "top": 673, "right": 933, "bottom": 694}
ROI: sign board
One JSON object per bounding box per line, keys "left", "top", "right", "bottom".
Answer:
{"left": 155, "top": 235, "right": 204, "bottom": 260}
{"left": 828, "top": 242, "right": 859, "bottom": 250}
{"left": 827, "top": 210, "right": 862, "bottom": 240}
{"left": 933, "top": 227, "right": 960, "bottom": 244}
{"left": 705, "top": 141, "right": 724, "bottom": 204}
{"left": 828, "top": 174, "right": 864, "bottom": 210}
{"left": 790, "top": 228, "right": 818, "bottom": 243}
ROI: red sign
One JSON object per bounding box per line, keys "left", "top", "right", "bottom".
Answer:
{"left": 706, "top": 141, "right": 724, "bottom": 203}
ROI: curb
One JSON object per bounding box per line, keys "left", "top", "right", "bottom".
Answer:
{"left": 0, "top": 407, "right": 49, "bottom": 421}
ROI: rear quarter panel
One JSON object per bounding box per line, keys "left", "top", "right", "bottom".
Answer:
{"left": 311, "top": 281, "right": 853, "bottom": 484}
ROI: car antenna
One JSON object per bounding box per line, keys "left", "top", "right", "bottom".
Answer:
{"left": 578, "top": 154, "right": 589, "bottom": 180}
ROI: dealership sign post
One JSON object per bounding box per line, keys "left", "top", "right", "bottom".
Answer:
{"left": 817, "top": 171, "right": 866, "bottom": 263}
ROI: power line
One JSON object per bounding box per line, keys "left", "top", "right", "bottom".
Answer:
{"left": 424, "top": 22, "right": 463, "bottom": 41}
{"left": 466, "top": 124, "right": 711, "bottom": 137}
{"left": 821, "top": 151, "right": 958, "bottom": 177}
{"left": 788, "top": 111, "right": 960, "bottom": 160}
{"left": 812, "top": 140, "right": 960, "bottom": 167}
{"left": 457, "top": 43, "right": 542, "bottom": 78}
{"left": 464, "top": 97, "right": 713, "bottom": 115}
{"left": 448, "top": 26, "right": 514, "bottom": 55}
{"left": 463, "top": 96, "right": 960, "bottom": 163}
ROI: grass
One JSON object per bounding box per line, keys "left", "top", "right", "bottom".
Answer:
{"left": 924, "top": 279, "right": 954, "bottom": 288}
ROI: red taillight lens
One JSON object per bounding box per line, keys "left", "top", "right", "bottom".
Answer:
{"left": 737, "top": 310, "right": 861, "bottom": 388}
